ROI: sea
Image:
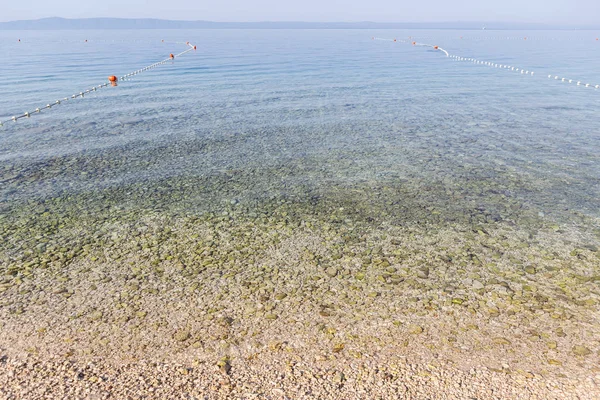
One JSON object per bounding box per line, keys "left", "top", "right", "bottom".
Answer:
{"left": 1, "top": 29, "right": 599, "bottom": 234}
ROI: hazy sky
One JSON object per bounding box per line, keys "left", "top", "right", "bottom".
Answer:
{"left": 1, "top": 0, "right": 598, "bottom": 25}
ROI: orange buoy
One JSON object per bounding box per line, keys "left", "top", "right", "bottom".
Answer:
{"left": 108, "top": 75, "right": 118, "bottom": 82}
{"left": 186, "top": 41, "right": 189, "bottom": 45}
{"left": 193, "top": 45, "right": 197, "bottom": 50}
{"left": 412, "top": 41, "right": 416, "bottom": 45}
{"left": 170, "top": 53, "right": 174, "bottom": 59}
{"left": 393, "top": 38, "right": 397, "bottom": 42}
{"left": 524, "top": 37, "right": 527, "bottom": 40}
{"left": 162, "top": 39, "right": 164, "bottom": 42}
{"left": 434, "top": 46, "right": 439, "bottom": 50}
{"left": 85, "top": 39, "right": 88, "bottom": 42}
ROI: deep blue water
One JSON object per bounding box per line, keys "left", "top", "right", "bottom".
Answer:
{"left": 0, "top": 29, "right": 599, "bottom": 226}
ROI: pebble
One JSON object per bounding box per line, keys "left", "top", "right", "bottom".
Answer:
{"left": 417, "top": 267, "right": 430, "bottom": 279}
{"left": 333, "top": 371, "right": 345, "bottom": 384}
{"left": 525, "top": 266, "right": 536, "bottom": 274}
{"left": 493, "top": 337, "right": 511, "bottom": 345}
{"left": 572, "top": 346, "right": 592, "bottom": 356}
{"left": 472, "top": 280, "right": 484, "bottom": 290}
{"left": 408, "top": 325, "right": 424, "bottom": 334}
{"left": 173, "top": 330, "right": 190, "bottom": 342}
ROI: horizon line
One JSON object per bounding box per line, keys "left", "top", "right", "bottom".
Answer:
{"left": 1, "top": 17, "right": 598, "bottom": 30}
{"left": 1, "top": 16, "right": 597, "bottom": 25}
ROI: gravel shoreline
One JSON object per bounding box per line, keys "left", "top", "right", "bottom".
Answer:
{"left": 1, "top": 353, "right": 599, "bottom": 399}
{"left": 2, "top": 140, "right": 599, "bottom": 398}
{"left": 1, "top": 208, "right": 599, "bottom": 398}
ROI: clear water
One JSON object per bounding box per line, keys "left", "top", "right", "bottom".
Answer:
{"left": 2, "top": 30, "right": 600, "bottom": 379}
{"left": 1, "top": 29, "right": 599, "bottom": 228}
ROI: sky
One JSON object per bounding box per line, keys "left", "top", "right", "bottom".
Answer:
{"left": 1, "top": 0, "right": 598, "bottom": 25}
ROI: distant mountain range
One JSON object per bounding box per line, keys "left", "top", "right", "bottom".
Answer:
{"left": 0, "top": 17, "right": 597, "bottom": 30}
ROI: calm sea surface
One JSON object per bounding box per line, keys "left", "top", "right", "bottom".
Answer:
{"left": 0, "top": 29, "right": 599, "bottom": 230}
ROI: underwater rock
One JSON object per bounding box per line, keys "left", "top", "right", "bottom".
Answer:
{"left": 572, "top": 346, "right": 592, "bottom": 357}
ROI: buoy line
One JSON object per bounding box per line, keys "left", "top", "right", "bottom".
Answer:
{"left": 546, "top": 74, "right": 600, "bottom": 89}
{"left": 378, "top": 36, "right": 599, "bottom": 41}
{"left": 373, "top": 37, "right": 449, "bottom": 56}
{"left": 449, "top": 54, "right": 535, "bottom": 76}
{"left": 0, "top": 41, "right": 196, "bottom": 128}
{"left": 373, "top": 37, "right": 599, "bottom": 91}
{"left": 450, "top": 36, "right": 599, "bottom": 41}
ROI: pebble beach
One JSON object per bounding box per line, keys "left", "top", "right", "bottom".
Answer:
{"left": 2, "top": 141, "right": 600, "bottom": 398}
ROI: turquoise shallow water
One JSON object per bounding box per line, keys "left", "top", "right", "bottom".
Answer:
{"left": 0, "top": 29, "right": 599, "bottom": 225}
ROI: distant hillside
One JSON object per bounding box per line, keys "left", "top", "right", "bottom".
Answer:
{"left": 1, "top": 17, "right": 596, "bottom": 30}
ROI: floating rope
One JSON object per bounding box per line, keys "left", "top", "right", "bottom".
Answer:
{"left": 449, "top": 55, "right": 534, "bottom": 76}
{"left": 546, "top": 74, "right": 600, "bottom": 89}
{"left": 415, "top": 42, "right": 449, "bottom": 57}
{"left": 373, "top": 37, "right": 599, "bottom": 91}
{"left": 0, "top": 41, "right": 196, "bottom": 128}
{"left": 380, "top": 36, "right": 599, "bottom": 42}
{"left": 448, "top": 36, "right": 598, "bottom": 41}
{"left": 373, "top": 37, "right": 449, "bottom": 56}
